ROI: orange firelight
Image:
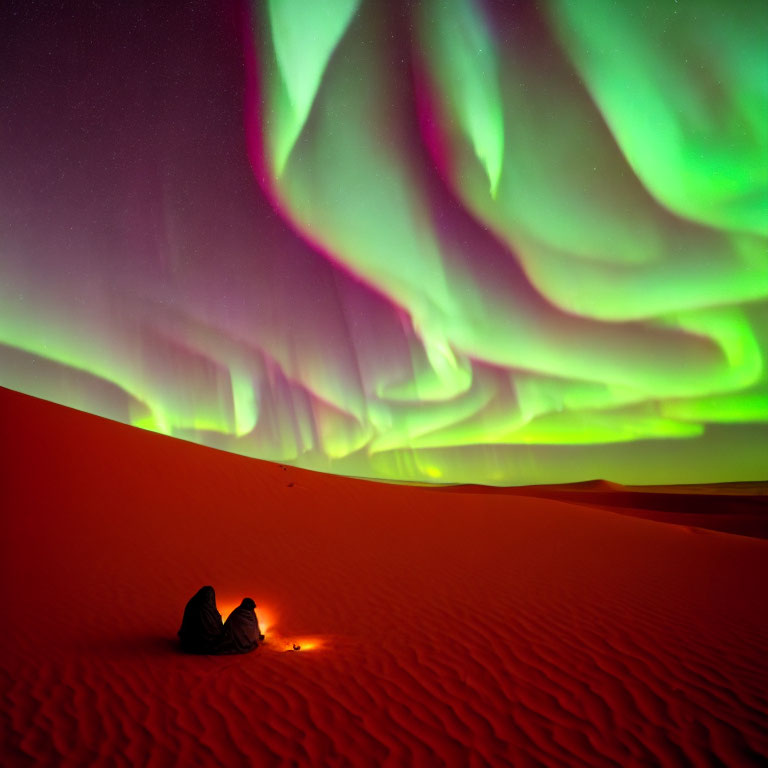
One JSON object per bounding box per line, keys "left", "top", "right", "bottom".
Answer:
{"left": 218, "top": 599, "right": 275, "bottom": 639}
{"left": 284, "top": 637, "right": 324, "bottom": 652}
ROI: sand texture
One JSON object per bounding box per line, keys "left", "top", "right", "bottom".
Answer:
{"left": 1, "top": 388, "right": 767, "bottom": 767}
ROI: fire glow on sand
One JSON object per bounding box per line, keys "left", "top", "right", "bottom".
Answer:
{"left": 217, "top": 600, "right": 316, "bottom": 650}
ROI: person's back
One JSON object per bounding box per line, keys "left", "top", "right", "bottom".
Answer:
{"left": 178, "top": 586, "right": 224, "bottom": 654}
{"left": 217, "top": 598, "right": 262, "bottom": 654}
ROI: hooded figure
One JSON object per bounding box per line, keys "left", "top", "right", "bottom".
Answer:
{"left": 178, "top": 586, "right": 224, "bottom": 654}
{"left": 217, "top": 598, "right": 262, "bottom": 654}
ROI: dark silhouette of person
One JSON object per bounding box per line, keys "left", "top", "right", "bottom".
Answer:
{"left": 178, "top": 586, "right": 224, "bottom": 654}
{"left": 216, "top": 598, "right": 263, "bottom": 654}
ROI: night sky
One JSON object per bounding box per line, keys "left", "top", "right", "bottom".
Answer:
{"left": 1, "top": 0, "right": 766, "bottom": 484}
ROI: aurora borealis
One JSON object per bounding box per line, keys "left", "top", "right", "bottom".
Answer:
{"left": 1, "top": 0, "right": 766, "bottom": 485}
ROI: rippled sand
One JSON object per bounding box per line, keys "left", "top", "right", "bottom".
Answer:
{"left": 1, "top": 388, "right": 766, "bottom": 766}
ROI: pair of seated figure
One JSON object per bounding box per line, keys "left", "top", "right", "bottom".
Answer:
{"left": 178, "top": 586, "right": 265, "bottom": 654}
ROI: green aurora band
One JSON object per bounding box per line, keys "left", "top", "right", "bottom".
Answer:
{"left": 1, "top": 0, "right": 766, "bottom": 484}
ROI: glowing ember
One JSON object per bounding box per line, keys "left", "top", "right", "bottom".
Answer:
{"left": 284, "top": 638, "right": 324, "bottom": 652}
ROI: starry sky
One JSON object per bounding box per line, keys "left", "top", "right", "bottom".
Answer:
{"left": 1, "top": 0, "right": 766, "bottom": 485}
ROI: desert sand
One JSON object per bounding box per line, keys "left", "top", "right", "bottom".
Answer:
{"left": 1, "top": 387, "right": 767, "bottom": 766}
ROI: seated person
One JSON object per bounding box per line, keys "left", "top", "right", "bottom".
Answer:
{"left": 216, "top": 598, "right": 263, "bottom": 654}
{"left": 178, "top": 586, "right": 224, "bottom": 654}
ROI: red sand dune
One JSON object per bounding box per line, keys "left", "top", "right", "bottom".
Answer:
{"left": 1, "top": 387, "right": 767, "bottom": 767}
{"left": 439, "top": 481, "right": 768, "bottom": 540}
